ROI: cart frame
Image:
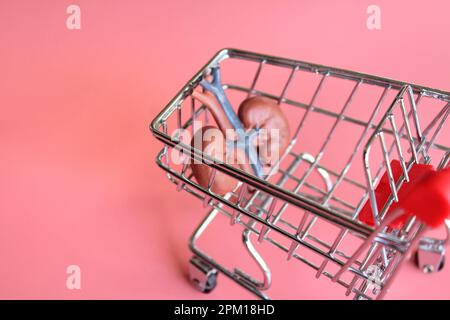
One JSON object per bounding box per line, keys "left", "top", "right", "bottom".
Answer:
{"left": 150, "top": 48, "right": 450, "bottom": 299}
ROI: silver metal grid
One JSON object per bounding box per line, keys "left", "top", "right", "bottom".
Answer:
{"left": 151, "top": 49, "right": 450, "bottom": 299}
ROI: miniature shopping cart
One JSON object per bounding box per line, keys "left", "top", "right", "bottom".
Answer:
{"left": 150, "top": 49, "right": 450, "bottom": 300}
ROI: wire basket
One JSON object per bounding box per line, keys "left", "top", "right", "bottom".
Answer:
{"left": 150, "top": 49, "right": 450, "bottom": 299}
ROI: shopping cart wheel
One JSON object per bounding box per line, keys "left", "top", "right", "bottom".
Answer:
{"left": 414, "top": 237, "right": 446, "bottom": 273}
{"left": 188, "top": 256, "right": 218, "bottom": 293}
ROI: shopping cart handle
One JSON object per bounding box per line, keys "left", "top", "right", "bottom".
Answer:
{"left": 359, "top": 161, "right": 450, "bottom": 228}
{"left": 359, "top": 160, "right": 435, "bottom": 228}
{"left": 402, "top": 167, "right": 450, "bottom": 228}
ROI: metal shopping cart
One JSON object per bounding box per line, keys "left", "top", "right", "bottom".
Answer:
{"left": 150, "top": 49, "right": 450, "bottom": 300}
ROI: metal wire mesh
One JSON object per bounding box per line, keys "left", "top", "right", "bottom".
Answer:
{"left": 151, "top": 49, "right": 450, "bottom": 299}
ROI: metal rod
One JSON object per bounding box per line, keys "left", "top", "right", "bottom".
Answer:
{"left": 399, "top": 98, "right": 419, "bottom": 163}
{"left": 324, "top": 87, "right": 390, "bottom": 206}
{"left": 278, "top": 65, "right": 299, "bottom": 104}
{"left": 248, "top": 59, "right": 265, "bottom": 98}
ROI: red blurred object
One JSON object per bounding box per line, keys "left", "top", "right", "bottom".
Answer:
{"left": 401, "top": 166, "right": 450, "bottom": 228}
{"left": 359, "top": 160, "right": 436, "bottom": 229}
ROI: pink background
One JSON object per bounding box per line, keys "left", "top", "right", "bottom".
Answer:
{"left": 1, "top": 0, "right": 449, "bottom": 299}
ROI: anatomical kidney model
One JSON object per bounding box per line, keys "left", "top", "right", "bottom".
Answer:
{"left": 190, "top": 67, "right": 290, "bottom": 195}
